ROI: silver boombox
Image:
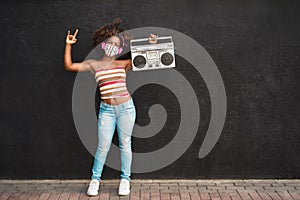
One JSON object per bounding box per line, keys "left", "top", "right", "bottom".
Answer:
{"left": 130, "top": 36, "right": 176, "bottom": 71}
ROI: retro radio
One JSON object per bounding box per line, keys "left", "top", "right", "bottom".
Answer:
{"left": 130, "top": 36, "right": 176, "bottom": 71}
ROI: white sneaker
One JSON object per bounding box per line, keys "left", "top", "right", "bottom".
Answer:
{"left": 87, "top": 179, "right": 99, "bottom": 196}
{"left": 118, "top": 179, "right": 130, "bottom": 195}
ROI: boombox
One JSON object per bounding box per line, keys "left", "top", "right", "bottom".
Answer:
{"left": 130, "top": 36, "right": 176, "bottom": 71}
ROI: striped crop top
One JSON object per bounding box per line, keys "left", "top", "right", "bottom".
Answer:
{"left": 94, "top": 66, "right": 130, "bottom": 100}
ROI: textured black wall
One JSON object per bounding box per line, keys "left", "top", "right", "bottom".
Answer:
{"left": 0, "top": 0, "right": 299, "bottom": 179}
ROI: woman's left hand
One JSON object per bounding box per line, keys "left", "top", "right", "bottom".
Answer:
{"left": 148, "top": 33, "right": 158, "bottom": 44}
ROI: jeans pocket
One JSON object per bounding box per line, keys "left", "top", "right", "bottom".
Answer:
{"left": 126, "top": 105, "right": 136, "bottom": 114}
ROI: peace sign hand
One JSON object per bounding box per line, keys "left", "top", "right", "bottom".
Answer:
{"left": 66, "top": 29, "right": 78, "bottom": 44}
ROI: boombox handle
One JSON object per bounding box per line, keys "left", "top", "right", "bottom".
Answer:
{"left": 130, "top": 36, "right": 173, "bottom": 45}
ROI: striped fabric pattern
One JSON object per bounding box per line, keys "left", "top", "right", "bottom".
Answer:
{"left": 95, "top": 66, "right": 130, "bottom": 99}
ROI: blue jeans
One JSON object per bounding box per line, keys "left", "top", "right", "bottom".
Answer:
{"left": 91, "top": 98, "right": 136, "bottom": 181}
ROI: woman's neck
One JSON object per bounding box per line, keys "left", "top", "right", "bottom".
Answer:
{"left": 102, "top": 55, "right": 116, "bottom": 61}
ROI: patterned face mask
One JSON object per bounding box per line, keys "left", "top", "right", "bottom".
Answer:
{"left": 104, "top": 43, "right": 119, "bottom": 57}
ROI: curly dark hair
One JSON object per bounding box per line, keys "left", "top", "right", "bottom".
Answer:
{"left": 91, "top": 18, "right": 131, "bottom": 47}
{"left": 91, "top": 18, "right": 132, "bottom": 59}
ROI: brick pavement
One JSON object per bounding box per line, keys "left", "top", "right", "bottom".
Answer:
{"left": 0, "top": 179, "right": 299, "bottom": 200}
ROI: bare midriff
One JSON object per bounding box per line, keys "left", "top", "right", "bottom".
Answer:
{"left": 102, "top": 95, "right": 132, "bottom": 105}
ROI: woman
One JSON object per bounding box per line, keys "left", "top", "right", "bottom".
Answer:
{"left": 64, "top": 18, "right": 157, "bottom": 196}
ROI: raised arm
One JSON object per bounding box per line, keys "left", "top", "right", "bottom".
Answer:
{"left": 125, "top": 33, "right": 158, "bottom": 72}
{"left": 64, "top": 29, "right": 94, "bottom": 72}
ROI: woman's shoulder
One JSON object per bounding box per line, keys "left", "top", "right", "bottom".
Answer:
{"left": 82, "top": 59, "right": 102, "bottom": 74}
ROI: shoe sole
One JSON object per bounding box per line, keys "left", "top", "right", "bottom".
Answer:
{"left": 87, "top": 192, "right": 98, "bottom": 196}
{"left": 118, "top": 191, "right": 130, "bottom": 196}
{"left": 87, "top": 191, "right": 98, "bottom": 196}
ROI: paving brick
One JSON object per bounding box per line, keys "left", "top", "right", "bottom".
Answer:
{"left": 109, "top": 196, "right": 120, "bottom": 200}
{"left": 58, "top": 192, "right": 70, "bottom": 200}
{"left": 0, "top": 192, "right": 11, "bottom": 200}
{"left": 197, "top": 183, "right": 216, "bottom": 186}
{"left": 159, "top": 188, "right": 172, "bottom": 192}
{"left": 140, "top": 191, "right": 149, "bottom": 200}
{"left": 278, "top": 187, "right": 297, "bottom": 192}
{"left": 285, "top": 183, "right": 300, "bottom": 186}
{"left": 247, "top": 191, "right": 262, "bottom": 200}
{"left": 148, "top": 189, "right": 160, "bottom": 193}
{"left": 18, "top": 193, "right": 31, "bottom": 200}
{"left": 228, "top": 191, "right": 242, "bottom": 200}
{"left": 276, "top": 190, "right": 293, "bottom": 200}
{"left": 178, "top": 183, "right": 197, "bottom": 186}
{"left": 108, "top": 187, "right": 119, "bottom": 199}
{"left": 166, "top": 189, "right": 179, "bottom": 193}
{"left": 256, "top": 190, "right": 272, "bottom": 200}
{"left": 225, "top": 186, "right": 245, "bottom": 190}
{"left": 244, "top": 186, "right": 266, "bottom": 190}
{"left": 279, "top": 180, "right": 300, "bottom": 183}
{"left": 160, "top": 192, "right": 170, "bottom": 200}
{"left": 215, "top": 183, "right": 234, "bottom": 187}
{"left": 288, "top": 191, "right": 300, "bottom": 200}
{"left": 179, "top": 191, "right": 190, "bottom": 200}
{"left": 185, "top": 186, "right": 198, "bottom": 192}
{"left": 199, "top": 192, "right": 210, "bottom": 200}
{"left": 217, "top": 189, "right": 238, "bottom": 193}
{"left": 150, "top": 191, "right": 160, "bottom": 200}
{"left": 7, "top": 193, "right": 21, "bottom": 200}
{"left": 271, "top": 183, "right": 285, "bottom": 187}
{"left": 265, "top": 185, "right": 294, "bottom": 190}
{"left": 218, "top": 191, "right": 231, "bottom": 200}
{"left": 169, "top": 186, "right": 186, "bottom": 190}
{"left": 253, "top": 183, "right": 272, "bottom": 187}
{"left": 78, "top": 192, "right": 89, "bottom": 200}
{"left": 38, "top": 192, "right": 51, "bottom": 200}
{"left": 68, "top": 192, "right": 80, "bottom": 200}
{"left": 129, "top": 190, "right": 139, "bottom": 200}
{"left": 245, "top": 180, "right": 272, "bottom": 183}
{"left": 129, "top": 183, "right": 141, "bottom": 187}
{"left": 2, "top": 186, "right": 17, "bottom": 193}
{"left": 160, "top": 183, "right": 178, "bottom": 187}
{"left": 28, "top": 193, "right": 42, "bottom": 200}
{"left": 119, "top": 196, "right": 129, "bottom": 200}
{"left": 189, "top": 192, "right": 200, "bottom": 200}
{"left": 149, "top": 186, "right": 166, "bottom": 190}
{"left": 138, "top": 186, "right": 149, "bottom": 190}
{"left": 237, "top": 191, "right": 251, "bottom": 200}
{"left": 178, "top": 188, "right": 196, "bottom": 192}
{"left": 267, "top": 191, "right": 283, "bottom": 200}
{"left": 234, "top": 183, "right": 253, "bottom": 187}
{"left": 206, "top": 186, "right": 225, "bottom": 190}
{"left": 208, "top": 191, "right": 221, "bottom": 200}
{"left": 48, "top": 192, "right": 60, "bottom": 200}
{"left": 129, "top": 187, "right": 140, "bottom": 193}
{"left": 188, "top": 186, "right": 205, "bottom": 191}
{"left": 169, "top": 192, "right": 180, "bottom": 200}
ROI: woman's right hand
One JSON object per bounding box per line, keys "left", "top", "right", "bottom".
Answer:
{"left": 66, "top": 29, "right": 78, "bottom": 44}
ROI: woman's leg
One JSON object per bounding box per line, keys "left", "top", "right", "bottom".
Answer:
{"left": 116, "top": 101, "right": 136, "bottom": 181}
{"left": 91, "top": 110, "right": 117, "bottom": 181}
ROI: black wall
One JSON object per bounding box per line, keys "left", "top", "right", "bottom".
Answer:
{"left": 0, "top": 0, "right": 299, "bottom": 179}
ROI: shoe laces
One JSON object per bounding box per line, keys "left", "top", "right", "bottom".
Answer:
{"left": 89, "top": 179, "right": 99, "bottom": 188}
{"left": 119, "top": 179, "right": 129, "bottom": 189}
